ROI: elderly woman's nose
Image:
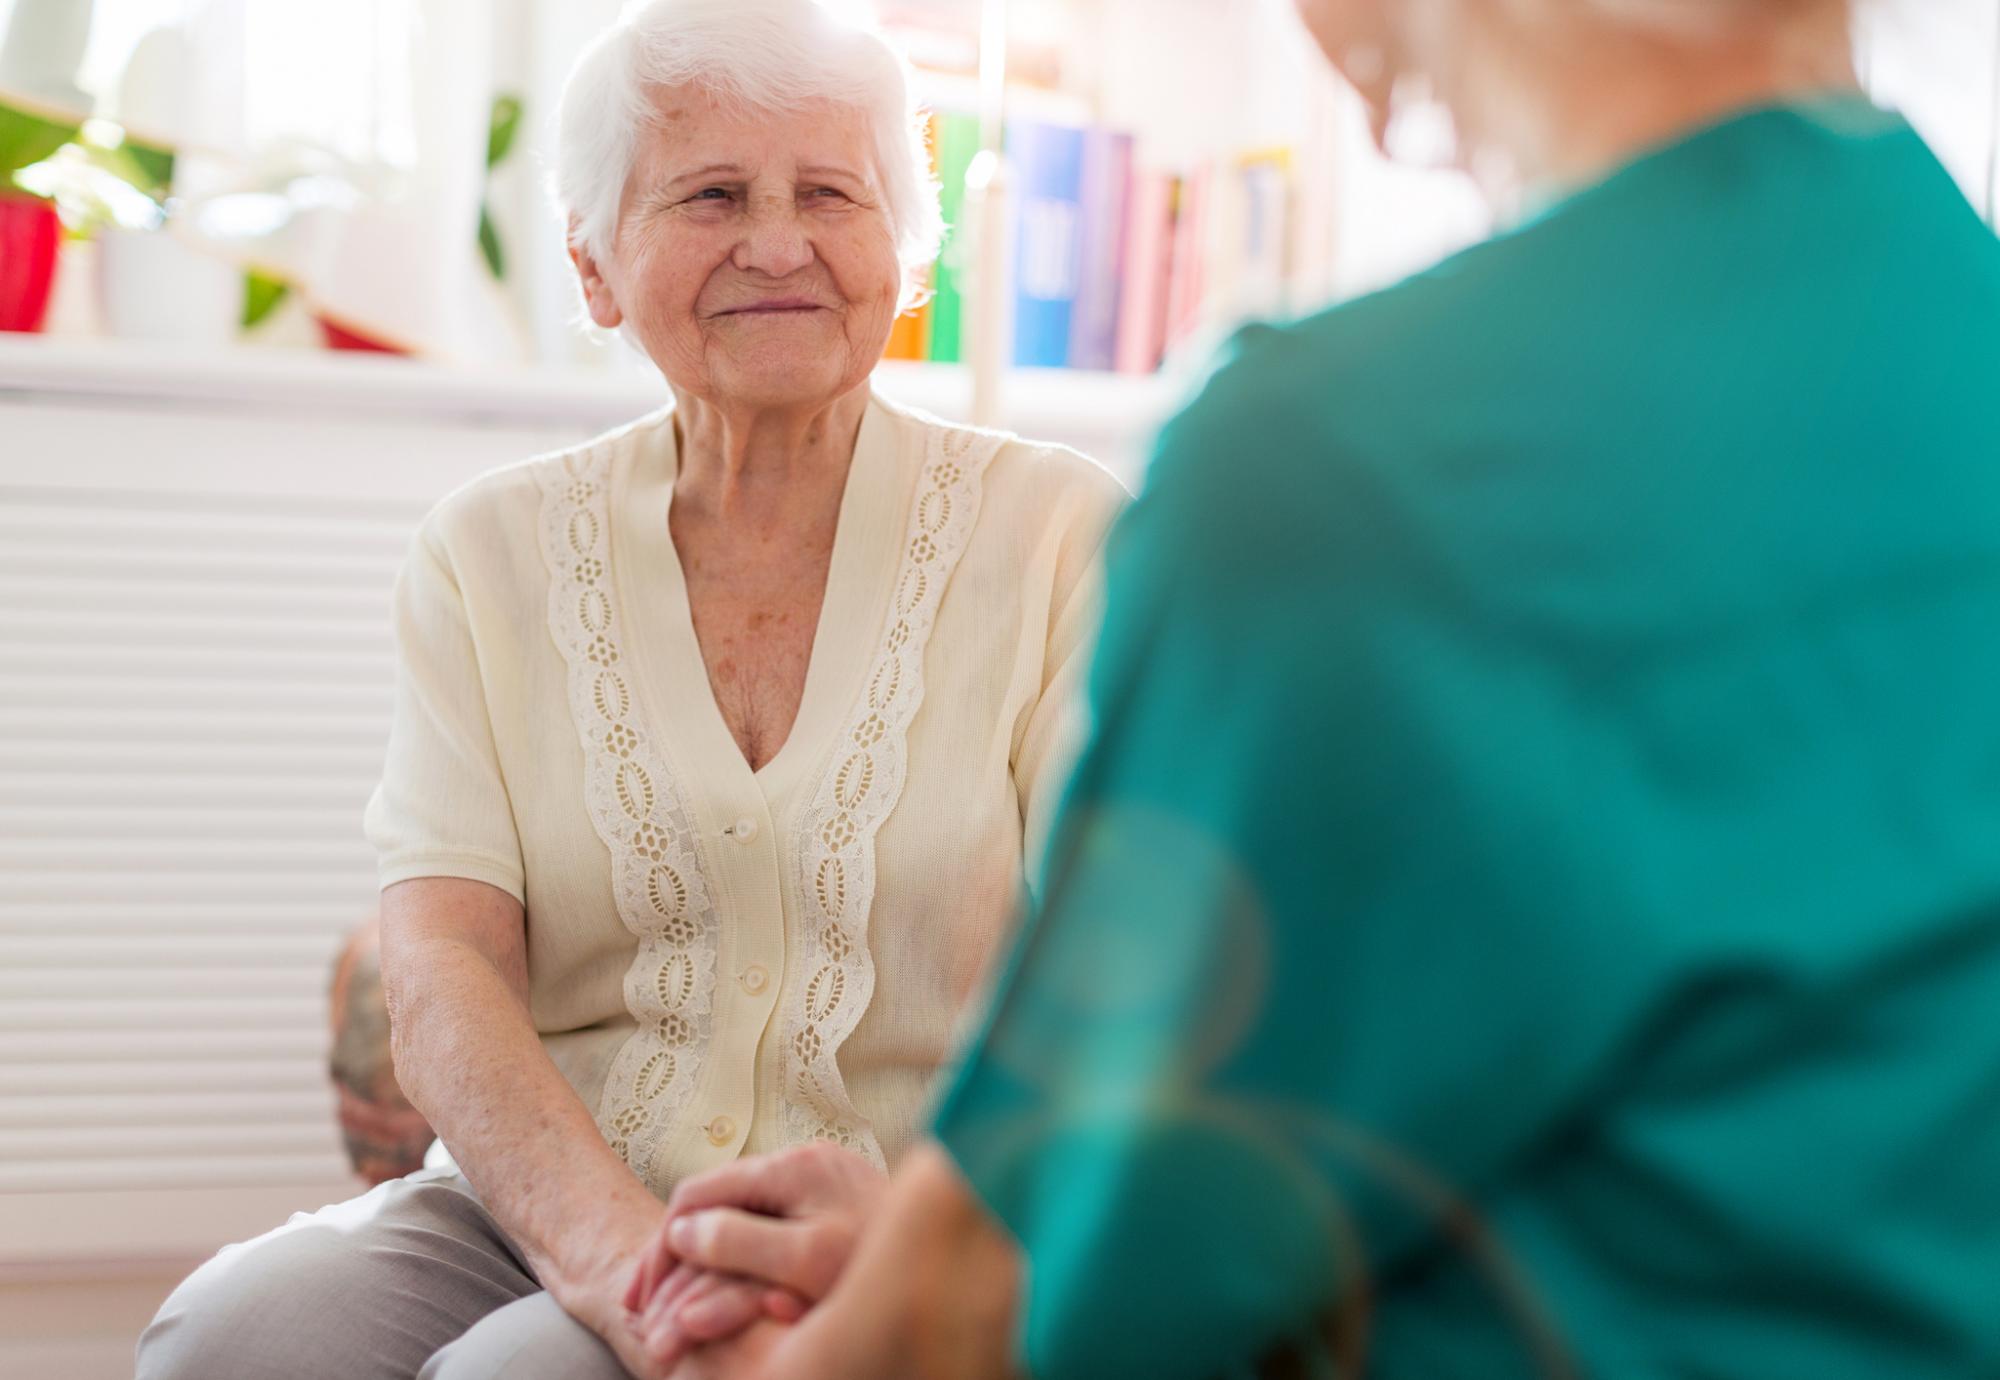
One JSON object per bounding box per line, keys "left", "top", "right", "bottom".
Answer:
{"left": 732, "top": 199, "right": 816, "bottom": 278}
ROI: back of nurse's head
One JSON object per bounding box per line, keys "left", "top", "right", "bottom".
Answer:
{"left": 1295, "top": 0, "right": 1857, "bottom": 179}
{"left": 552, "top": 0, "right": 942, "bottom": 310}
{"left": 1297, "top": 0, "right": 1853, "bottom": 44}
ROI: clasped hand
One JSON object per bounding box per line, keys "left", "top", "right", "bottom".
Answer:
{"left": 623, "top": 1141, "right": 888, "bottom": 1371}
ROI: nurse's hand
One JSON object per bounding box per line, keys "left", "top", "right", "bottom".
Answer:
{"left": 758, "top": 1143, "right": 1023, "bottom": 1380}
{"left": 625, "top": 1143, "right": 888, "bottom": 1366}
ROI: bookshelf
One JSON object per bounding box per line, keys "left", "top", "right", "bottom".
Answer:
{"left": 862, "top": 0, "right": 1490, "bottom": 434}
{"left": 5, "top": 0, "right": 1492, "bottom": 472}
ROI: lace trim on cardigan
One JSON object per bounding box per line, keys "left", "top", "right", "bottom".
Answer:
{"left": 777, "top": 420, "right": 1007, "bottom": 1167}
{"left": 536, "top": 437, "right": 718, "bottom": 1187}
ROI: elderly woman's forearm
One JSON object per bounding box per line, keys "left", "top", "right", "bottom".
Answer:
{"left": 385, "top": 930, "right": 661, "bottom": 1291}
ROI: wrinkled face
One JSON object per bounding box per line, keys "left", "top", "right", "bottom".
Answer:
{"left": 575, "top": 87, "right": 903, "bottom": 411}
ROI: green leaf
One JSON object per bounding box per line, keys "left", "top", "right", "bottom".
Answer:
{"left": 121, "top": 137, "right": 176, "bottom": 201}
{"left": 486, "top": 93, "right": 523, "bottom": 171}
{"left": 478, "top": 203, "right": 505, "bottom": 280}
{"left": 0, "top": 102, "right": 79, "bottom": 183}
{"left": 83, "top": 143, "right": 171, "bottom": 205}
{"left": 242, "top": 270, "right": 291, "bottom": 329}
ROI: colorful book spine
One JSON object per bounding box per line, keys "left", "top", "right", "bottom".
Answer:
{"left": 883, "top": 301, "right": 932, "bottom": 359}
{"left": 1007, "top": 120, "right": 1086, "bottom": 369}
{"left": 1067, "top": 128, "right": 1133, "bottom": 372}
{"left": 927, "top": 111, "right": 981, "bottom": 364}
{"left": 1236, "top": 149, "right": 1293, "bottom": 321}
{"left": 1165, "top": 161, "right": 1211, "bottom": 354}
{"left": 1115, "top": 169, "right": 1178, "bottom": 375}
{"left": 900, "top": 103, "right": 1301, "bottom": 374}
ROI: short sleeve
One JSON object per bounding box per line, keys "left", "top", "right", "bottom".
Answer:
{"left": 1009, "top": 456, "right": 1125, "bottom": 894}
{"left": 364, "top": 522, "right": 526, "bottom": 902}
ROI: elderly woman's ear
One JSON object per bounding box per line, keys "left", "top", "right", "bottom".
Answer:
{"left": 568, "top": 227, "right": 625, "bottom": 331}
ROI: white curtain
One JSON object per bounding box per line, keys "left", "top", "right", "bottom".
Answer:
{"left": 0, "top": 0, "right": 526, "bottom": 362}
{"left": 186, "top": 0, "right": 522, "bottom": 362}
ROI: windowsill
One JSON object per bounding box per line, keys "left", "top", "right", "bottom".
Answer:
{"left": 0, "top": 334, "right": 1183, "bottom": 440}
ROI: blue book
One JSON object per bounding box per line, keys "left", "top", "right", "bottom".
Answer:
{"left": 1008, "top": 121, "right": 1086, "bottom": 368}
{"left": 1068, "top": 129, "right": 1134, "bottom": 372}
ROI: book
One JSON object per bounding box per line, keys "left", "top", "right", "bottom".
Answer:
{"left": 882, "top": 299, "right": 932, "bottom": 359}
{"left": 1164, "top": 160, "right": 1211, "bottom": 354}
{"left": 927, "top": 110, "right": 981, "bottom": 364}
{"left": 1067, "top": 128, "right": 1133, "bottom": 372}
{"left": 1007, "top": 119, "right": 1087, "bottom": 369}
{"left": 1236, "top": 149, "right": 1293, "bottom": 322}
{"left": 885, "top": 113, "right": 941, "bottom": 360}
{"left": 1115, "top": 169, "right": 1178, "bottom": 375}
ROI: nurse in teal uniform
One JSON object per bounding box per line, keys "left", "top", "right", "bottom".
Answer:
{"left": 628, "top": 1, "right": 2000, "bottom": 1375}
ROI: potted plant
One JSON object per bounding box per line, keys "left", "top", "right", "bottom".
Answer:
{"left": 0, "top": 0, "right": 96, "bottom": 332}
{"left": 312, "top": 92, "right": 524, "bottom": 356}
{"left": 0, "top": 98, "right": 77, "bottom": 331}
{"left": 13, "top": 117, "right": 246, "bottom": 345}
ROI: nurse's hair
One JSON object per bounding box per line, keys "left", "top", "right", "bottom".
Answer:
{"left": 553, "top": 0, "right": 943, "bottom": 311}
{"left": 1392, "top": 0, "right": 1856, "bottom": 176}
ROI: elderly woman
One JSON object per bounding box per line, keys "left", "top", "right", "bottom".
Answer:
{"left": 632, "top": 0, "right": 2000, "bottom": 1376}
{"left": 134, "top": 2, "right": 1122, "bottom": 1378}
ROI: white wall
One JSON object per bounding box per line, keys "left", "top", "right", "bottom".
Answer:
{"left": 1862, "top": 0, "right": 2000, "bottom": 220}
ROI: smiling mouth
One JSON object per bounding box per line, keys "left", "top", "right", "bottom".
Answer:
{"left": 721, "top": 301, "right": 828, "bottom": 315}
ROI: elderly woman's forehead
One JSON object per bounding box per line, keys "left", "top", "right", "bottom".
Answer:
{"left": 631, "top": 86, "right": 881, "bottom": 185}
{"left": 643, "top": 85, "right": 873, "bottom": 143}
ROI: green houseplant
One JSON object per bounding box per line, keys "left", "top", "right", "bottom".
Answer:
{"left": 0, "top": 98, "right": 77, "bottom": 331}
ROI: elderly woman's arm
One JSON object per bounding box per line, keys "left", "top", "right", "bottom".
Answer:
{"left": 380, "top": 876, "right": 668, "bottom": 1377}
{"left": 367, "top": 515, "right": 668, "bottom": 1370}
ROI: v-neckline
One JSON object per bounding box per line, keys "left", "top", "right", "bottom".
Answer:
{"left": 614, "top": 396, "right": 913, "bottom": 810}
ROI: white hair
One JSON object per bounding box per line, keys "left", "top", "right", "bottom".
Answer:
{"left": 553, "top": 0, "right": 942, "bottom": 309}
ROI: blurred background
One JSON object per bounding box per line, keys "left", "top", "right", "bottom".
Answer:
{"left": 0, "top": 0, "right": 1995, "bottom": 1374}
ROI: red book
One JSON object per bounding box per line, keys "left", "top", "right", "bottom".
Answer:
{"left": 1114, "top": 170, "right": 1177, "bottom": 375}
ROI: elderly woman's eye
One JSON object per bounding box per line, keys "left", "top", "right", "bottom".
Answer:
{"left": 808, "top": 186, "right": 850, "bottom": 201}
{"left": 689, "top": 187, "right": 732, "bottom": 203}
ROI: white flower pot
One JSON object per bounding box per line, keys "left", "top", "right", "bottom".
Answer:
{"left": 95, "top": 226, "right": 242, "bottom": 346}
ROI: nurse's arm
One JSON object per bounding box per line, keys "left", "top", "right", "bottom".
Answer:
{"left": 759, "top": 1142, "right": 1024, "bottom": 1380}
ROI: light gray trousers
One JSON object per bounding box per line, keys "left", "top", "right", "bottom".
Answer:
{"left": 135, "top": 1168, "right": 633, "bottom": 1379}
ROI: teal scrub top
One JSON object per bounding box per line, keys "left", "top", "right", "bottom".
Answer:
{"left": 932, "top": 97, "right": 2000, "bottom": 1380}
